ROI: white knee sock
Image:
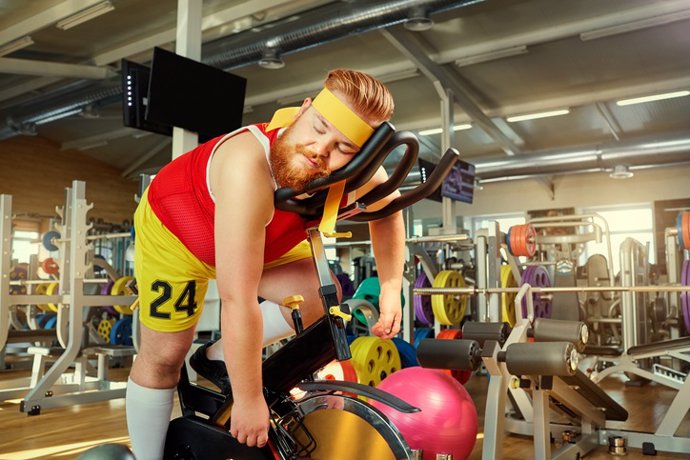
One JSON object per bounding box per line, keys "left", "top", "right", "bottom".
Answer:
{"left": 206, "top": 299, "right": 295, "bottom": 361}
{"left": 126, "top": 377, "right": 175, "bottom": 460}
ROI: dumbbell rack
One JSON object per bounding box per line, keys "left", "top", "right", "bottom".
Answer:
{"left": 0, "top": 180, "right": 137, "bottom": 414}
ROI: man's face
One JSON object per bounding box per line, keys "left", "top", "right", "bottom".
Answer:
{"left": 270, "top": 103, "right": 366, "bottom": 192}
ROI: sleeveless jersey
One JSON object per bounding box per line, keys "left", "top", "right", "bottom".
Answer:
{"left": 147, "top": 123, "right": 312, "bottom": 267}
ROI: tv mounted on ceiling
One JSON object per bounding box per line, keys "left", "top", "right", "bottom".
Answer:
{"left": 121, "top": 47, "right": 247, "bottom": 142}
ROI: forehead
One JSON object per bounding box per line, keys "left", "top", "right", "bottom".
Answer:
{"left": 309, "top": 107, "right": 358, "bottom": 147}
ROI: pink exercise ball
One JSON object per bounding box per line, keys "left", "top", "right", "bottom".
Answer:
{"left": 371, "top": 367, "right": 478, "bottom": 460}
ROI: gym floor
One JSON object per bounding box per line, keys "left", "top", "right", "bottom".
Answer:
{"left": 0, "top": 364, "right": 688, "bottom": 459}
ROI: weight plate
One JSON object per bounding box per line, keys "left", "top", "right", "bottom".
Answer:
{"left": 42, "top": 230, "right": 61, "bottom": 252}
{"left": 412, "top": 327, "right": 434, "bottom": 349}
{"left": 110, "top": 317, "right": 133, "bottom": 346}
{"left": 431, "top": 270, "right": 467, "bottom": 325}
{"left": 391, "top": 337, "right": 419, "bottom": 368}
{"left": 436, "top": 328, "right": 472, "bottom": 384}
{"left": 520, "top": 265, "right": 552, "bottom": 319}
{"left": 680, "top": 260, "right": 690, "bottom": 333}
{"left": 413, "top": 272, "right": 434, "bottom": 326}
{"left": 500, "top": 265, "right": 517, "bottom": 326}
{"left": 350, "top": 336, "right": 400, "bottom": 387}
{"left": 111, "top": 276, "right": 135, "bottom": 315}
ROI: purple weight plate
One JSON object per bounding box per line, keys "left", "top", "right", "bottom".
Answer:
{"left": 521, "top": 265, "right": 552, "bottom": 319}
{"left": 414, "top": 272, "right": 434, "bottom": 326}
{"left": 681, "top": 260, "right": 690, "bottom": 332}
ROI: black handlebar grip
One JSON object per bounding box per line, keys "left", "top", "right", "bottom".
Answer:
{"left": 354, "top": 131, "right": 419, "bottom": 206}
{"left": 344, "top": 147, "right": 460, "bottom": 222}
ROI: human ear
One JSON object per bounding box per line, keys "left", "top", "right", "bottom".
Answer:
{"left": 296, "top": 97, "right": 313, "bottom": 117}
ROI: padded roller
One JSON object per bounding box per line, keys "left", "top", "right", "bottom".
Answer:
{"left": 462, "top": 321, "right": 511, "bottom": 347}
{"left": 417, "top": 338, "right": 481, "bottom": 371}
{"left": 532, "top": 318, "right": 589, "bottom": 352}
{"left": 504, "top": 342, "right": 578, "bottom": 377}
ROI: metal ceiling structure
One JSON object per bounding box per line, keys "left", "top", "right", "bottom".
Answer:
{"left": 0, "top": 0, "right": 689, "bottom": 182}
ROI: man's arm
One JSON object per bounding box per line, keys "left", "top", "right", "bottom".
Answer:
{"left": 211, "top": 132, "right": 274, "bottom": 447}
{"left": 355, "top": 166, "right": 405, "bottom": 338}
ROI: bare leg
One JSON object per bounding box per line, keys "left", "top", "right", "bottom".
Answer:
{"left": 205, "top": 258, "right": 341, "bottom": 358}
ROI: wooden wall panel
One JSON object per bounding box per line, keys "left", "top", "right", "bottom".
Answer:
{"left": 0, "top": 136, "right": 138, "bottom": 225}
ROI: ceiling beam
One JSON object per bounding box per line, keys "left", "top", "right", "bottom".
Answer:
{"left": 0, "top": 0, "right": 105, "bottom": 46}
{"left": 61, "top": 127, "right": 137, "bottom": 151}
{"left": 381, "top": 27, "right": 522, "bottom": 156}
{"left": 432, "top": 0, "right": 690, "bottom": 65}
{"left": 122, "top": 139, "right": 172, "bottom": 178}
{"left": 0, "top": 57, "right": 116, "bottom": 79}
{"left": 91, "top": 0, "right": 330, "bottom": 66}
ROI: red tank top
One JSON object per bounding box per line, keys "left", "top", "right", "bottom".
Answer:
{"left": 147, "top": 123, "right": 311, "bottom": 267}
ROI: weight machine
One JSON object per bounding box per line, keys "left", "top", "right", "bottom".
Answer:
{"left": 0, "top": 181, "right": 137, "bottom": 413}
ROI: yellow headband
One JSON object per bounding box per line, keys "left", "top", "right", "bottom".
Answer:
{"left": 266, "top": 88, "right": 374, "bottom": 147}
{"left": 311, "top": 88, "right": 374, "bottom": 147}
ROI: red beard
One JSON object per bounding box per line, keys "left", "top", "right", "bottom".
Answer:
{"left": 270, "top": 129, "right": 331, "bottom": 192}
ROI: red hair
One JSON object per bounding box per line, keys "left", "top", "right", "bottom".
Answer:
{"left": 324, "top": 69, "right": 394, "bottom": 124}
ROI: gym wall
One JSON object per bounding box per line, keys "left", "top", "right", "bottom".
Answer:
{"left": 411, "top": 164, "right": 690, "bottom": 219}
{"left": 0, "top": 137, "right": 138, "bottom": 224}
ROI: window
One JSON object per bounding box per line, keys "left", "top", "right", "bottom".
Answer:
{"left": 581, "top": 205, "right": 654, "bottom": 275}
{"left": 470, "top": 213, "right": 526, "bottom": 239}
{"left": 12, "top": 230, "right": 40, "bottom": 264}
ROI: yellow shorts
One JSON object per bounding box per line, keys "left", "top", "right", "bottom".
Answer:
{"left": 134, "top": 190, "right": 312, "bottom": 332}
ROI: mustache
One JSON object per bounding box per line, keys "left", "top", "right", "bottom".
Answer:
{"left": 294, "top": 144, "right": 328, "bottom": 172}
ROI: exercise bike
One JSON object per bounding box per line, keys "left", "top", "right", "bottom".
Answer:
{"left": 164, "top": 122, "right": 461, "bottom": 460}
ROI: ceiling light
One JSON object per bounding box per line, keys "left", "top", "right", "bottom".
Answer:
{"left": 419, "top": 124, "right": 472, "bottom": 136}
{"left": 580, "top": 10, "right": 690, "bottom": 41}
{"left": 615, "top": 90, "right": 690, "bottom": 106}
{"left": 56, "top": 1, "right": 115, "bottom": 30}
{"left": 258, "top": 48, "right": 285, "bottom": 69}
{"left": 404, "top": 7, "right": 434, "bottom": 32}
{"left": 454, "top": 45, "right": 528, "bottom": 67}
{"left": 609, "top": 164, "right": 634, "bottom": 179}
{"left": 0, "top": 36, "right": 34, "bottom": 57}
{"left": 506, "top": 109, "right": 570, "bottom": 123}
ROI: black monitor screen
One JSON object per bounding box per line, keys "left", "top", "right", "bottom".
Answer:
{"left": 121, "top": 59, "right": 173, "bottom": 137}
{"left": 418, "top": 157, "right": 475, "bottom": 204}
{"left": 441, "top": 160, "right": 475, "bottom": 204}
{"left": 146, "top": 47, "right": 247, "bottom": 142}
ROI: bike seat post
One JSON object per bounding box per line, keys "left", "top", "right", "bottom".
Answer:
{"left": 283, "top": 295, "right": 305, "bottom": 335}
{"left": 307, "top": 228, "right": 352, "bottom": 361}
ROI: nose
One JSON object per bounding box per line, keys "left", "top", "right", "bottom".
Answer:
{"left": 310, "top": 140, "right": 329, "bottom": 159}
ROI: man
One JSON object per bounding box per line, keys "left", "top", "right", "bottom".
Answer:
{"left": 125, "top": 69, "right": 405, "bottom": 459}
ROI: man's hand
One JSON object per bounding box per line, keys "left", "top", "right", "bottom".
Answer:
{"left": 371, "top": 290, "right": 401, "bottom": 339}
{"left": 230, "top": 395, "right": 270, "bottom": 448}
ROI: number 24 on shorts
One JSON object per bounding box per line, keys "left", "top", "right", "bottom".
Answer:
{"left": 149, "top": 280, "right": 198, "bottom": 319}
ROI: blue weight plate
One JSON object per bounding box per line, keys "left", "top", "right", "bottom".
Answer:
{"left": 413, "top": 327, "right": 434, "bottom": 349}
{"left": 42, "top": 230, "right": 61, "bottom": 252}
{"left": 110, "top": 317, "right": 133, "bottom": 346}
{"left": 392, "top": 337, "right": 420, "bottom": 368}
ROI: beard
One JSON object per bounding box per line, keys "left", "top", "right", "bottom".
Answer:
{"left": 270, "top": 127, "right": 331, "bottom": 193}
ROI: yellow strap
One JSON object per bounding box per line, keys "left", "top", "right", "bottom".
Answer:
{"left": 312, "top": 88, "right": 374, "bottom": 147}
{"left": 266, "top": 107, "right": 300, "bottom": 131}
{"left": 318, "top": 180, "right": 345, "bottom": 236}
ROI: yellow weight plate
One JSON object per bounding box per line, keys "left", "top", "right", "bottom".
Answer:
{"left": 34, "top": 283, "right": 52, "bottom": 311}
{"left": 500, "top": 265, "right": 517, "bottom": 326}
{"left": 45, "top": 282, "right": 60, "bottom": 312}
{"left": 111, "top": 276, "right": 135, "bottom": 315}
{"left": 350, "top": 337, "right": 401, "bottom": 388}
{"left": 431, "top": 270, "right": 467, "bottom": 325}
{"left": 97, "top": 318, "right": 116, "bottom": 343}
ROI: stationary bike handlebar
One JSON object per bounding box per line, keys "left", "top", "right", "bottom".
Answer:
{"left": 274, "top": 122, "right": 460, "bottom": 221}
